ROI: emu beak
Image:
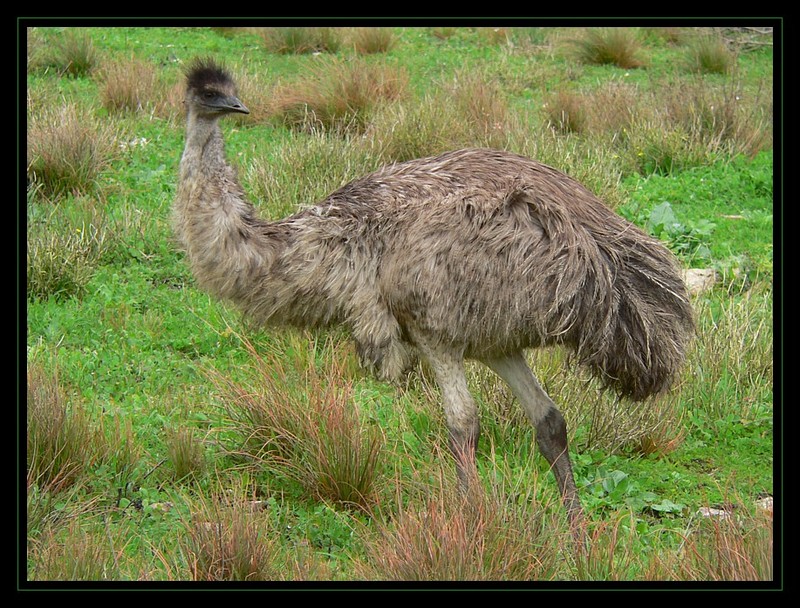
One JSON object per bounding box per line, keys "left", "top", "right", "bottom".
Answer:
{"left": 227, "top": 96, "right": 249, "bottom": 114}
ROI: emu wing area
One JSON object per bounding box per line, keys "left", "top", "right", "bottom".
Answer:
{"left": 321, "top": 149, "right": 615, "bottom": 359}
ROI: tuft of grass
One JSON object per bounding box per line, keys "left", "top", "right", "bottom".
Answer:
{"left": 27, "top": 194, "right": 110, "bottom": 300}
{"left": 477, "top": 27, "right": 512, "bottom": 46}
{"left": 676, "top": 507, "right": 773, "bottom": 581}
{"left": 348, "top": 27, "right": 396, "bottom": 54}
{"left": 686, "top": 286, "right": 772, "bottom": 419}
{"left": 686, "top": 33, "right": 736, "bottom": 74}
{"left": 570, "top": 28, "right": 645, "bottom": 69}
{"left": 269, "top": 58, "right": 408, "bottom": 134}
{"left": 180, "top": 487, "right": 333, "bottom": 581}
{"left": 570, "top": 81, "right": 639, "bottom": 135}
{"left": 573, "top": 514, "right": 644, "bottom": 581}
{"left": 214, "top": 333, "right": 383, "bottom": 510}
{"left": 643, "top": 26, "right": 691, "bottom": 46}
{"left": 509, "top": 27, "right": 550, "bottom": 49}
{"left": 538, "top": 76, "right": 770, "bottom": 176}
{"left": 622, "top": 118, "right": 709, "bottom": 175}
{"left": 356, "top": 469, "right": 564, "bottom": 581}
{"left": 100, "top": 57, "right": 159, "bottom": 113}
{"left": 368, "top": 70, "right": 514, "bottom": 162}
{"left": 32, "top": 28, "right": 98, "bottom": 77}
{"left": 181, "top": 491, "right": 280, "bottom": 581}
{"left": 28, "top": 520, "right": 121, "bottom": 581}
{"left": 450, "top": 69, "right": 511, "bottom": 146}
{"left": 665, "top": 78, "right": 772, "bottom": 158}
{"left": 643, "top": 489, "right": 773, "bottom": 582}
{"left": 258, "top": 27, "right": 341, "bottom": 54}
{"left": 544, "top": 89, "right": 590, "bottom": 134}
{"left": 165, "top": 427, "right": 207, "bottom": 481}
{"left": 27, "top": 102, "right": 121, "bottom": 197}
{"left": 27, "top": 360, "right": 96, "bottom": 494}
{"left": 245, "top": 129, "right": 381, "bottom": 219}
{"left": 613, "top": 78, "right": 771, "bottom": 175}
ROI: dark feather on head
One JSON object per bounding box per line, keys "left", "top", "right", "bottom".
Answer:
{"left": 185, "top": 58, "right": 236, "bottom": 94}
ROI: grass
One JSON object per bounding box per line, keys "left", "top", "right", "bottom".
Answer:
{"left": 27, "top": 359, "right": 96, "bottom": 494}
{"left": 23, "top": 24, "right": 775, "bottom": 586}
{"left": 26, "top": 101, "right": 121, "bottom": 197}
{"left": 99, "top": 56, "right": 161, "bottom": 114}
{"left": 686, "top": 32, "right": 737, "bottom": 74}
{"left": 180, "top": 489, "right": 281, "bottom": 581}
{"left": 269, "top": 57, "right": 408, "bottom": 133}
{"left": 27, "top": 27, "right": 98, "bottom": 77}
{"left": 569, "top": 28, "right": 646, "bottom": 69}
{"left": 356, "top": 472, "right": 563, "bottom": 581}
{"left": 212, "top": 333, "right": 383, "bottom": 510}
{"left": 257, "top": 26, "right": 342, "bottom": 55}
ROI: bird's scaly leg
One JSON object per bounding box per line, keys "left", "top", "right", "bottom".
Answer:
{"left": 483, "top": 353, "right": 584, "bottom": 529}
{"left": 417, "top": 342, "right": 481, "bottom": 488}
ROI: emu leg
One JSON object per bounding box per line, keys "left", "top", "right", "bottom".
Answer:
{"left": 483, "top": 353, "right": 584, "bottom": 527}
{"left": 419, "top": 344, "right": 481, "bottom": 488}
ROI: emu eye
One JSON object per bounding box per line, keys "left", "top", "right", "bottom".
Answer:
{"left": 203, "top": 92, "right": 215, "bottom": 99}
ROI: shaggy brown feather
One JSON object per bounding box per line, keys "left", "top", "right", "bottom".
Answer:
{"left": 177, "top": 132, "right": 693, "bottom": 400}
{"left": 174, "top": 61, "right": 696, "bottom": 530}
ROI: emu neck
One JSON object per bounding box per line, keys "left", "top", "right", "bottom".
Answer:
{"left": 175, "top": 111, "right": 282, "bottom": 308}
{"left": 180, "top": 114, "right": 227, "bottom": 185}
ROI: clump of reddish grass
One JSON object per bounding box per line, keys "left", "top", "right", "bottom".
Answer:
{"left": 348, "top": 27, "right": 397, "bottom": 54}
{"left": 543, "top": 89, "right": 591, "bottom": 134}
{"left": 181, "top": 490, "right": 280, "bottom": 581}
{"left": 685, "top": 32, "right": 737, "bottom": 74}
{"left": 213, "top": 332, "right": 384, "bottom": 510}
{"left": 100, "top": 57, "right": 159, "bottom": 113}
{"left": 258, "top": 26, "right": 341, "bottom": 54}
{"left": 356, "top": 466, "right": 566, "bottom": 581}
{"left": 269, "top": 58, "right": 408, "bottom": 134}
{"left": 27, "top": 102, "right": 121, "bottom": 197}
{"left": 569, "top": 28, "right": 645, "bottom": 69}
{"left": 165, "top": 426, "right": 207, "bottom": 481}
{"left": 673, "top": 506, "right": 773, "bottom": 581}
{"left": 180, "top": 486, "right": 333, "bottom": 581}
{"left": 28, "top": 519, "right": 122, "bottom": 581}
{"left": 27, "top": 360, "right": 96, "bottom": 494}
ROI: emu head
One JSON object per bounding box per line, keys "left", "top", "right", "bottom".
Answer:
{"left": 184, "top": 58, "right": 249, "bottom": 117}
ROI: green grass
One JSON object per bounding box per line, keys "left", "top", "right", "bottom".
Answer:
{"left": 620, "top": 150, "right": 773, "bottom": 276}
{"left": 24, "top": 24, "right": 775, "bottom": 585}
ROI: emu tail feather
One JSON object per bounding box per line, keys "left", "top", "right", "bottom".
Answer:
{"left": 518, "top": 185, "right": 694, "bottom": 402}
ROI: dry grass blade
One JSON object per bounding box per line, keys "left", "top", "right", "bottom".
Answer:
{"left": 27, "top": 102, "right": 121, "bottom": 197}
{"left": 100, "top": 57, "right": 159, "bottom": 113}
{"left": 570, "top": 28, "right": 645, "bottom": 69}
{"left": 27, "top": 360, "right": 96, "bottom": 494}
{"left": 357, "top": 469, "right": 564, "bottom": 581}
{"left": 269, "top": 57, "right": 408, "bottom": 134}
{"left": 258, "top": 26, "right": 341, "bottom": 54}
{"left": 211, "top": 331, "right": 384, "bottom": 510}
{"left": 182, "top": 491, "right": 279, "bottom": 581}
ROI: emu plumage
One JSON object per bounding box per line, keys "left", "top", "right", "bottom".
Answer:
{"left": 174, "top": 59, "right": 694, "bottom": 527}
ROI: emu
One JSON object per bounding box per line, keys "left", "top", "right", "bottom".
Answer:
{"left": 173, "top": 59, "right": 694, "bottom": 528}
